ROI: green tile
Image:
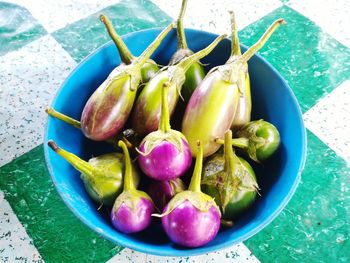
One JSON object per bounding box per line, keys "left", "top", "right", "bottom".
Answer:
{"left": 0, "top": 2, "right": 47, "bottom": 56}
{"left": 0, "top": 145, "right": 122, "bottom": 262}
{"left": 52, "top": 0, "right": 172, "bottom": 63}
{"left": 245, "top": 130, "right": 350, "bottom": 262}
{"left": 239, "top": 6, "right": 350, "bottom": 112}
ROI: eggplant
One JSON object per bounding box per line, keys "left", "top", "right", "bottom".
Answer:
{"left": 182, "top": 18, "right": 284, "bottom": 157}
{"left": 47, "top": 140, "right": 139, "bottom": 206}
{"left": 80, "top": 22, "right": 175, "bottom": 141}
{"left": 111, "top": 141, "right": 154, "bottom": 233}
{"left": 131, "top": 34, "right": 226, "bottom": 136}
{"left": 137, "top": 82, "right": 192, "bottom": 180}
{"left": 155, "top": 141, "right": 221, "bottom": 247}
{"left": 201, "top": 130, "right": 259, "bottom": 219}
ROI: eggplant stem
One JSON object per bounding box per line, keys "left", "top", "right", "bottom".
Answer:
{"left": 134, "top": 22, "right": 175, "bottom": 68}
{"left": 239, "top": 18, "right": 285, "bottom": 63}
{"left": 188, "top": 141, "right": 203, "bottom": 192}
{"left": 215, "top": 137, "right": 248, "bottom": 148}
{"left": 46, "top": 107, "right": 81, "bottom": 129}
{"left": 223, "top": 130, "right": 237, "bottom": 173}
{"left": 178, "top": 34, "right": 227, "bottom": 73}
{"left": 229, "top": 10, "right": 241, "bottom": 56}
{"left": 118, "top": 140, "right": 135, "bottom": 191}
{"left": 159, "top": 82, "right": 171, "bottom": 133}
{"left": 177, "top": 0, "right": 188, "bottom": 50}
{"left": 47, "top": 140, "right": 94, "bottom": 177}
{"left": 100, "top": 15, "right": 134, "bottom": 64}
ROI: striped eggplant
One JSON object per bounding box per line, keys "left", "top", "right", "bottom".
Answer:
{"left": 80, "top": 22, "right": 175, "bottom": 141}
{"left": 182, "top": 18, "right": 285, "bottom": 157}
{"left": 168, "top": 0, "right": 206, "bottom": 101}
{"left": 100, "top": 15, "right": 159, "bottom": 83}
{"left": 131, "top": 34, "right": 226, "bottom": 136}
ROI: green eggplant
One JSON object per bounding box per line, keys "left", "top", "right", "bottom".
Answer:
{"left": 227, "top": 11, "right": 252, "bottom": 131}
{"left": 100, "top": 15, "right": 159, "bottom": 83}
{"left": 45, "top": 107, "right": 138, "bottom": 150}
{"left": 216, "top": 119, "right": 280, "bottom": 162}
{"left": 80, "top": 22, "right": 175, "bottom": 141}
{"left": 47, "top": 140, "right": 139, "bottom": 206}
{"left": 131, "top": 34, "right": 226, "bottom": 136}
{"left": 168, "top": 0, "right": 206, "bottom": 101}
{"left": 182, "top": 18, "right": 284, "bottom": 157}
{"left": 201, "top": 130, "right": 259, "bottom": 220}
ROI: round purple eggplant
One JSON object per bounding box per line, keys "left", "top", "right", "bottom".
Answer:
{"left": 147, "top": 178, "right": 186, "bottom": 211}
{"left": 137, "top": 82, "right": 192, "bottom": 180}
{"left": 154, "top": 141, "right": 221, "bottom": 248}
{"left": 111, "top": 141, "right": 154, "bottom": 233}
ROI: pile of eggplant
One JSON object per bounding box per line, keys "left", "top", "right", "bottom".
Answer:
{"left": 47, "top": 0, "right": 283, "bottom": 248}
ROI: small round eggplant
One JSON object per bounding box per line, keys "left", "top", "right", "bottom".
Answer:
{"left": 47, "top": 140, "right": 139, "bottom": 206}
{"left": 215, "top": 120, "right": 280, "bottom": 162}
{"left": 155, "top": 141, "right": 221, "bottom": 248}
{"left": 137, "top": 82, "right": 192, "bottom": 180}
{"left": 111, "top": 141, "right": 154, "bottom": 234}
{"left": 202, "top": 130, "right": 259, "bottom": 220}
{"left": 147, "top": 178, "right": 186, "bottom": 211}
{"left": 182, "top": 18, "right": 284, "bottom": 157}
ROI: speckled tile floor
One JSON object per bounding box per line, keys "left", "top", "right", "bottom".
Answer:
{"left": 0, "top": 0, "right": 349, "bottom": 262}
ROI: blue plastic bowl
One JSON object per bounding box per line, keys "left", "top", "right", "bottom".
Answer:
{"left": 44, "top": 28, "right": 306, "bottom": 256}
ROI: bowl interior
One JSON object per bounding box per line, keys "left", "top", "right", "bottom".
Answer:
{"left": 45, "top": 28, "right": 306, "bottom": 256}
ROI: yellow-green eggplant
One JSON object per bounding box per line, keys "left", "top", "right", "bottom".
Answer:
{"left": 47, "top": 140, "right": 139, "bottom": 206}
{"left": 81, "top": 22, "right": 175, "bottom": 141}
{"left": 182, "top": 18, "right": 284, "bottom": 157}
{"left": 100, "top": 15, "right": 159, "bottom": 83}
{"left": 168, "top": 0, "right": 206, "bottom": 101}
{"left": 201, "top": 130, "right": 259, "bottom": 219}
{"left": 131, "top": 34, "right": 226, "bottom": 136}
{"left": 227, "top": 11, "right": 251, "bottom": 131}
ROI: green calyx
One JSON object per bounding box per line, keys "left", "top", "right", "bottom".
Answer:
{"left": 137, "top": 82, "right": 186, "bottom": 156}
{"left": 201, "top": 130, "right": 259, "bottom": 212}
{"left": 113, "top": 189, "right": 152, "bottom": 213}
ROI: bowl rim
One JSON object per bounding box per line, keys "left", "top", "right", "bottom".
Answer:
{"left": 44, "top": 26, "right": 307, "bottom": 257}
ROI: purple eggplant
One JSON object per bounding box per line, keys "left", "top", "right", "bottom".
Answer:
{"left": 155, "top": 141, "right": 221, "bottom": 248}
{"left": 182, "top": 18, "right": 285, "bottom": 157}
{"left": 131, "top": 34, "right": 226, "bottom": 136}
{"left": 47, "top": 140, "right": 139, "bottom": 206}
{"left": 137, "top": 82, "right": 192, "bottom": 180}
{"left": 147, "top": 178, "right": 186, "bottom": 211}
{"left": 111, "top": 140, "right": 154, "bottom": 233}
{"left": 100, "top": 15, "right": 159, "bottom": 83}
{"left": 80, "top": 22, "right": 175, "bottom": 141}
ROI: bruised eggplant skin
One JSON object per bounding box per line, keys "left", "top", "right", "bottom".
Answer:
{"left": 182, "top": 70, "right": 239, "bottom": 157}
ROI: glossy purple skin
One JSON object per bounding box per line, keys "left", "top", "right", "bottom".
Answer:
{"left": 110, "top": 197, "right": 153, "bottom": 234}
{"left": 138, "top": 139, "right": 192, "bottom": 180}
{"left": 161, "top": 200, "right": 221, "bottom": 247}
{"left": 147, "top": 179, "right": 184, "bottom": 211}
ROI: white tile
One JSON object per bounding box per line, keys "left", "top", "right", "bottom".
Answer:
{"left": 151, "top": 0, "right": 282, "bottom": 34}
{"left": 304, "top": 80, "right": 350, "bottom": 163}
{"left": 0, "top": 191, "right": 43, "bottom": 263}
{"left": 5, "top": 0, "right": 121, "bottom": 32}
{"left": 107, "top": 243, "right": 259, "bottom": 263}
{"left": 288, "top": 0, "right": 350, "bottom": 48}
{"left": 0, "top": 35, "right": 76, "bottom": 166}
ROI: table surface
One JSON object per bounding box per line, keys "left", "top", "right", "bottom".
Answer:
{"left": 1, "top": 0, "right": 349, "bottom": 262}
